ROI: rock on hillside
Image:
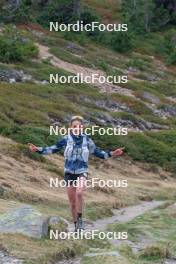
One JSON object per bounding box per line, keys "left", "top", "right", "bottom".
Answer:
{"left": 0, "top": 250, "right": 22, "bottom": 264}
{"left": 0, "top": 68, "right": 32, "bottom": 83}
{"left": 0, "top": 205, "right": 49, "bottom": 238}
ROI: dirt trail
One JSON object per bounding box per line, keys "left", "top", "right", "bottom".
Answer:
{"left": 57, "top": 200, "right": 166, "bottom": 264}
{"left": 0, "top": 200, "right": 174, "bottom": 264}
{"left": 37, "top": 43, "right": 134, "bottom": 97}
{"left": 91, "top": 200, "right": 163, "bottom": 231}
{"left": 67, "top": 200, "right": 164, "bottom": 232}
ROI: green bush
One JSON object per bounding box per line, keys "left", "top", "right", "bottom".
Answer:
{"left": 167, "top": 157, "right": 176, "bottom": 176}
{"left": 110, "top": 31, "right": 133, "bottom": 53}
{"left": 156, "top": 29, "right": 176, "bottom": 65}
{"left": 166, "top": 50, "right": 176, "bottom": 65}
{"left": 92, "top": 129, "right": 176, "bottom": 171}
{"left": 0, "top": 28, "right": 38, "bottom": 63}
{"left": 37, "top": 0, "right": 78, "bottom": 26}
{"left": 80, "top": 7, "right": 100, "bottom": 25}
{"left": 0, "top": 125, "right": 59, "bottom": 146}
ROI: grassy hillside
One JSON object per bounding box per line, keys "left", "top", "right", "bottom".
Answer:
{"left": 0, "top": 22, "right": 176, "bottom": 172}
{"left": 0, "top": 135, "right": 176, "bottom": 263}
{"left": 0, "top": 1, "right": 176, "bottom": 263}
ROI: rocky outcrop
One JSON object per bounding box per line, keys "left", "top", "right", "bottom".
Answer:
{"left": 0, "top": 205, "right": 49, "bottom": 238}
{"left": 80, "top": 97, "right": 131, "bottom": 113}
{"left": 88, "top": 112, "right": 167, "bottom": 131}
{"left": 0, "top": 68, "right": 32, "bottom": 83}
{"left": 162, "top": 105, "right": 176, "bottom": 117}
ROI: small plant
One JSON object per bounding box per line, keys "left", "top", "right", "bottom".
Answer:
{"left": 156, "top": 29, "right": 176, "bottom": 65}
{"left": 169, "top": 158, "right": 176, "bottom": 177}
{"left": 140, "top": 244, "right": 171, "bottom": 260}
{"left": 0, "top": 27, "right": 38, "bottom": 63}
{"left": 111, "top": 31, "right": 133, "bottom": 53}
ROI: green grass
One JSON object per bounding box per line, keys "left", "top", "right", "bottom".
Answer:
{"left": 0, "top": 233, "right": 88, "bottom": 264}
{"left": 0, "top": 82, "right": 176, "bottom": 172}
{"left": 49, "top": 46, "right": 92, "bottom": 67}
{"left": 106, "top": 202, "right": 176, "bottom": 263}
{"left": 93, "top": 130, "right": 176, "bottom": 171}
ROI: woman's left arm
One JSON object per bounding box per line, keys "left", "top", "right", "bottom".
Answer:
{"left": 88, "top": 138, "right": 124, "bottom": 159}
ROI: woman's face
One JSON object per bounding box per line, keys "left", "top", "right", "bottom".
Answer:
{"left": 71, "top": 120, "right": 83, "bottom": 135}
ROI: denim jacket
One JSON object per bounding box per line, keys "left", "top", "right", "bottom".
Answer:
{"left": 37, "top": 133, "right": 111, "bottom": 174}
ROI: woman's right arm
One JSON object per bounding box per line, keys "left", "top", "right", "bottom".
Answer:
{"left": 28, "top": 137, "right": 67, "bottom": 155}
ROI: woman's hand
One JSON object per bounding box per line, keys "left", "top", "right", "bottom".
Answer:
{"left": 111, "top": 147, "right": 125, "bottom": 157}
{"left": 28, "top": 143, "right": 39, "bottom": 152}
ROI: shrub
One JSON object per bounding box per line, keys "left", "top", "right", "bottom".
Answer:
{"left": 169, "top": 158, "right": 176, "bottom": 176}
{"left": 110, "top": 31, "right": 133, "bottom": 53}
{"left": 80, "top": 7, "right": 100, "bottom": 25}
{"left": 37, "top": 0, "right": 78, "bottom": 26}
{"left": 0, "top": 28, "right": 38, "bottom": 63}
{"left": 140, "top": 245, "right": 171, "bottom": 260}
{"left": 156, "top": 29, "right": 176, "bottom": 65}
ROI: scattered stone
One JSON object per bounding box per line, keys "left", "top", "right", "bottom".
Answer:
{"left": 84, "top": 251, "right": 120, "bottom": 257}
{"left": 0, "top": 205, "right": 49, "bottom": 238}
{"left": 65, "top": 42, "right": 85, "bottom": 55}
{"left": 41, "top": 80, "right": 49, "bottom": 85}
{"left": 141, "top": 91, "right": 160, "bottom": 104}
{"left": 49, "top": 216, "right": 69, "bottom": 227}
{"left": 55, "top": 258, "right": 81, "bottom": 264}
{"left": 162, "top": 105, "right": 176, "bottom": 117}
{"left": 135, "top": 119, "right": 166, "bottom": 131}
{"left": 80, "top": 97, "right": 131, "bottom": 113}
{"left": 0, "top": 250, "right": 23, "bottom": 264}
{"left": 168, "top": 203, "right": 176, "bottom": 210}
{"left": 0, "top": 69, "right": 32, "bottom": 83}
{"left": 163, "top": 259, "right": 176, "bottom": 264}
{"left": 128, "top": 67, "right": 138, "bottom": 73}
{"left": 167, "top": 96, "right": 176, "bottom": 103}
{"left": 34, "top": 80, "right": 49, "bottom": 85}
{"left": 144, "top": 102, "right": 175, "bottom": 119}
{"left": 90, "top": 111, "right": 167, "bottom": 131}
{"left": 146, "top": 74, "right": 160, "bottom": 82}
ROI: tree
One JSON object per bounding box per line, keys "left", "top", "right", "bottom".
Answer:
{"left": 122, "top": 0, "right": 171, "bottom": 33}
{"left": 155, "top": 0, "right": 176, "bottom": 14}
{"left": 73, "top": 0, "right": 81, "bottom": 19}
{"left": 122, "top": 0, "right": 155, "bottom": 33}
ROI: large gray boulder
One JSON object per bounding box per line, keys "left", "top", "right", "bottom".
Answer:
{"left": 0, "top": 205, "right": 49, "bottom": 238}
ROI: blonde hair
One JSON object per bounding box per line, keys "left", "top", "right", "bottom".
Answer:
{"left": 70, "top": 115, "right": 84, "bottom": 124}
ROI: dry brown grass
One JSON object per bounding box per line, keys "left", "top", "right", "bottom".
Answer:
{"left": 0, "top": 135, "right": 175, "bottom": 218}
{"left": 0, "top": 135, "right": 176, "bottom": 263}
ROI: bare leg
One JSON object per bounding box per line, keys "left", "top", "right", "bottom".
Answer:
{"left": 76, "top": 176, "right": 86, "bottom": 215}
{"left": 67, "top": 186, "right": 77, "bottom": 222}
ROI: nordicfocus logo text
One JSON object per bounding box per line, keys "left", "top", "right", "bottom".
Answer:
{"left": 50, "top": 73, "right": 128, "bottom": 85}
{"left": 50, "top": 126, "right": 128, "bottom": 136}
{"left": 50, "top": 230, "right": 128, "bottom": 240}
{"left": 50, "top": 178, "right": 128, "bottom": 188}
{"left": 50, "top": 21, "right": 128, "bottom": 32}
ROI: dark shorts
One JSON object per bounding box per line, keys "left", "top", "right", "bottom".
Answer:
{"left": 64, "top": 172, "right": 88, "bottom": 186}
